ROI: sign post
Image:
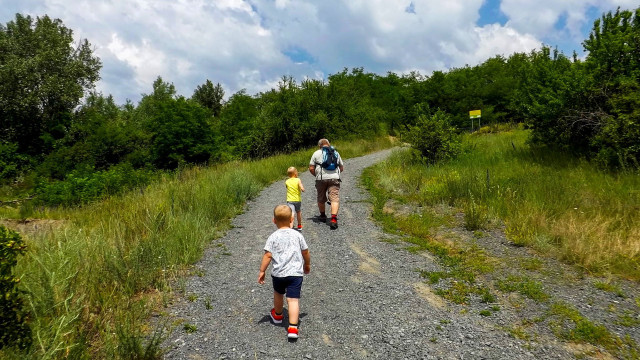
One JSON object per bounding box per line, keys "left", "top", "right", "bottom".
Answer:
{"left": 469, "top": 110, "right": 481, "bottom": 131}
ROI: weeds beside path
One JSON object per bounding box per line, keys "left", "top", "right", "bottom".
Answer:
{"left": 363, "top": 145, "right": 640, "bottom": 359}
{"left": 0, "top": 138, "right": 393, "bottom": 359}
{"left": 162, "top": 148, "right": 577, "bottom": 359}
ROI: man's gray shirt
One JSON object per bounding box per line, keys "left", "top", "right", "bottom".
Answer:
{"left": 309, "top": 148, "right": 344, "bottom": 180}
{"left": 264, "top": 228, "right": 308, "bottom": 277}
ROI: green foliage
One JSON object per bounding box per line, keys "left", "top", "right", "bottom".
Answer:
{"left": 183, "top": 323, "right": 197, "bottom": 334}
{"left": 497, "top": 275, "right": 549, "bottom": 302}
{"left": 593, "top": 281, "right": 625, "bottom": 298}
{"left": 548, "top": 302, "right": 617, "bottom": 348}
{"left": 0, "top": 14, "right": 101, "bottom": 156}
{"left": 0, "top": 226, "right": 31, "bottom": 351}
{"left": 191, "top": 79, "right": 224, "bottom": 117}
{"left": 115, "top": 310, "right": 166, "bottom": 360}
{"left": 35, "top": 163, "right": 153, "bottom": 206}
{"left": 585, "top": 8, "right": 640, "bottom": 169}
{"left": 522, "top": 8, "right": 640, "bottom": 169}
{"left": 140, "top": 78, "right": 216, "bottom": 169}
{"left": 403, "top": 109, "right": 461, "bottom": 163}
{"left": 0, "top": 142, "right": 27, "bottom": 181}
{"left": 463, "top": 194, "right": 489, "bottom": 231}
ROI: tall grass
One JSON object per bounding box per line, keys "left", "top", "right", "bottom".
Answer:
{"left": 368, "top": 130, "right": 640, "bottom": 280}
{"left": 1, "top": 137, "right": 393, "bottom": 359}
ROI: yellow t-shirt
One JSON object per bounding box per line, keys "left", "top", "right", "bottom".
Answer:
{"left": 286, "top": 177, "right": 302, "bottom": 202}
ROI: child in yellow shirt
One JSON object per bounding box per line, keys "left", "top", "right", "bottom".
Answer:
{"left": 285, "top": 166, "right": 305, "bottom": 230}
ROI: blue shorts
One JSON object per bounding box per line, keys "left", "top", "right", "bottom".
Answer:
{"left": 272, "top": 276, "right": 303, "bottom": 298}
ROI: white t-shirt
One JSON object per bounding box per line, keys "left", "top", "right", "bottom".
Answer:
{"left": 264, "top": 228, "right": 308, "bottom": 277}
{"left": 309, "top": 147, "right": 344, "bottom": 180}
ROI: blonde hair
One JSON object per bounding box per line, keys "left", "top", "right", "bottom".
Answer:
{"left": 273, "top": 204, "right": 293, "bottom": 226}
{"left": 287, "top": 166, "right": 297, "bottom": 177}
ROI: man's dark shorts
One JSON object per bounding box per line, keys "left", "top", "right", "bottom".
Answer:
{"left": 315, "top": 179, "right": 340, "bottom": 203}
{"left": 272, "top": 276, "right": 303, "bottom": 298}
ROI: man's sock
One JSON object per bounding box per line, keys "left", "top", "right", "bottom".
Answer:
{"left": 331, "top": 214, "right": 337, "bottom": 221}
{"left": 275, "top": 310, "right": 283, "bottom": 316}
{"left": 289, "top": 323, "right": 298, "bottom": 327}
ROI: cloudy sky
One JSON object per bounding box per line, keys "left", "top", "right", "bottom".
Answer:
{"left": 1, "top": 0, "right": 636, "bottom": 104}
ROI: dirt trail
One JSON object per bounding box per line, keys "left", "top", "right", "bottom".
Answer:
{"left": 162, "top": 149, "right": 576, "bottom": 359}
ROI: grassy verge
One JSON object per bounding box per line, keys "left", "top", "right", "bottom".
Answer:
{"left": 364, "top": 129, "right": 640, "bottom": 280}
{"left": 362, "top": 130, "right": 640, "bottom": 358}
{"left": 362, "top": 165, "right": 498, "bottom": 306}
{"left": 0, "top": 137, "right": 393, "bottom": 359}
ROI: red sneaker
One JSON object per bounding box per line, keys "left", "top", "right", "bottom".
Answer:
{"left": 287, "top": 326, "right": 299, "bottom": 339}
{"left": 297, "top": 224, "right": 303, "bottom": 231}
{"left": 270, "top": 308, "right": 283, "bottom": 324}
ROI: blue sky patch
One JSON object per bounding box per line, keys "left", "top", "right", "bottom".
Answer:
{"left": 283, "top": 46, "right": 315, "bottom": 64}
{"left": 405, "top": 2, "right": 416, "bottom": 14}
{"left": 477, "top": 0, "right": 508, "bottom": 26}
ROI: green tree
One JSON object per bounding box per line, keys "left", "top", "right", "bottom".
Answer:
{"left": 583, "top": 8, "right": 640, "bottom": 168}
{"left": 404, "top": 108, "right": 461, "bottom": 163}
{"left": 0, "top": 14, "right": 101, "bottom": 157}
{"left": 139, "top": 78, "right": 215, "bottom": 169}
{"left": 192, "top": 79, "right": 225, "bottom": 117}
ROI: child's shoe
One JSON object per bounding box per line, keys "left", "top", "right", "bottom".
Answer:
{"left": 270, "top": 308, "right": 283, "bottom": 324}
{"left": 297, "top": 224, "right": 303, "bottom": 231}
{"left": 287, "top": 325, "right": 299, "bottom": 339}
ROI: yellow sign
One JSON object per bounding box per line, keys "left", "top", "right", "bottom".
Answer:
{"left": 469, "top": 110, "right": 481, "bottom": 118}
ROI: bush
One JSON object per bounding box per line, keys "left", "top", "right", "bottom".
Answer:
{"left": 403, "top": 110, "right": 461, "bottom": 163}
{"left": 35, "top": 163, "right": 153, "bottom": 206}
{"left": 0, "top": 226, "right": 31, "bottom": 350}
{"left": 0, "top": 142, "right": 27, "bottom": 181}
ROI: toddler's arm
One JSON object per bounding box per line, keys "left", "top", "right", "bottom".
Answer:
{"left": 301, "top": 249, "right": 310, "bottom": 274}
{"left": 299, "top": 178, "right": 305, "bottom": 192}
{"left": 258, "top": 251, "right": 272, "bottom": 284}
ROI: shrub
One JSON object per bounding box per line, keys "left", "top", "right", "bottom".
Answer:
{"left": 0, "top": 142, "right": 26, "bottom": 181}
{"left": 403, "top": 110, "right": 461, "bottom": 163}
{"left": 463, "top": 195, "right": 489, "bottom": 231}
{"left": 35, "top": 163, "right": 153, "bottom": 206}
{"left": 0, "top": 226, "right": 31, "bottom": 350}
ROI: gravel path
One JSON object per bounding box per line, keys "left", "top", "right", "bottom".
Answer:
{"left": 162, "top": 149, "right": 574, "bottom": 359}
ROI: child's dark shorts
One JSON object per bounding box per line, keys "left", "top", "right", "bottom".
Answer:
{"left": 272, "top": 276, "right": 303, "bottom": 298}
{"left": 287, "top": 201, "right": 301, "bottom": 213}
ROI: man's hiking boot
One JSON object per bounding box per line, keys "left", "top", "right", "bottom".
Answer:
{"left": 329, "top": 218, "right": 338, "bottom": 229}
{"left": 270, "top": 308, "right": 283, "bottom": 324}
{"left": 287, "top": 326, "right": 299, "bottom": 339}
{"left": 318, "top": 214, "right": 327, "bottom": 222}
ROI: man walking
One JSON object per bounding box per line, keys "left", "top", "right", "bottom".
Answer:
{"left": 309, "top": 139, "right": 344, "bottom": 229}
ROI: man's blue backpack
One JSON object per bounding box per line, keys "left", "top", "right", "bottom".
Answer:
{"left": 321, "top": 146, "right": 339, "bottom": 170}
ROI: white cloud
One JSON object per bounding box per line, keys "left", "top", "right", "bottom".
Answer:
{"left": 441, "top": 24, "right": 540, "bottom": 66}
{"left": 106, "top": 34, "right": 168, "bottom": 90}
{"left": 6, "top": 0, "right": 626, "bottom": 103}
{"left": 501, "top": 0, "right": 638, "bottom": 41}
